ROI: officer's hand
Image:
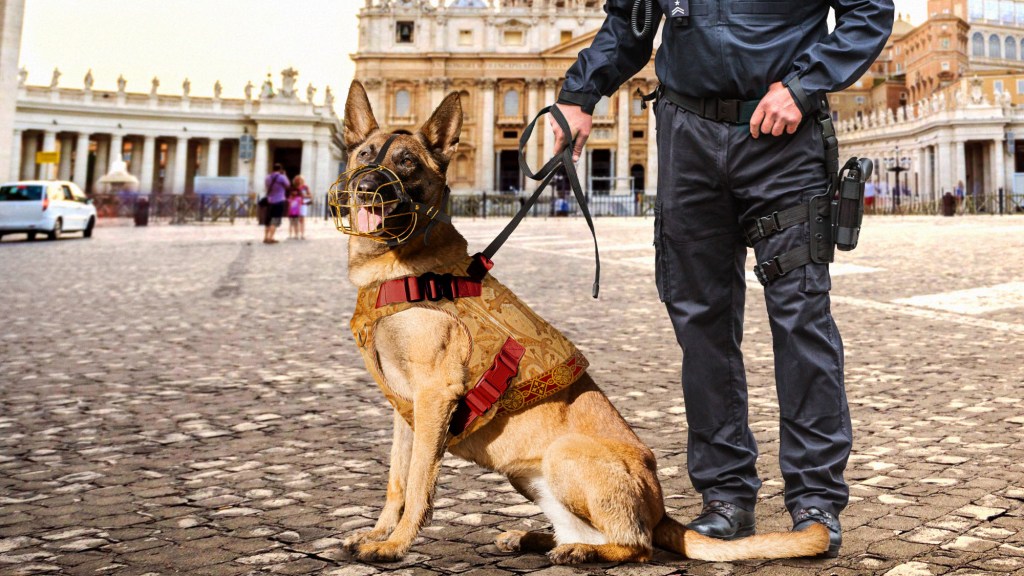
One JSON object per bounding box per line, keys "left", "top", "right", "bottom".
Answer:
{"left": 750, "top": 82, "right": 803, "bottom": 139}
{"left": 551, "top": 103, "right": 592, "bottom": 163}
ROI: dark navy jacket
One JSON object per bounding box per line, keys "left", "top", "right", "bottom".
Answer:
{"left": 560, "top": 0, "right": 895, "bottom": 115}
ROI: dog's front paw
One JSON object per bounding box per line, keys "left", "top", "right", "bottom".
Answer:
{"left": 495, "top": 530, "right": 526, "bottom": 552}
{"left": 351, "top": 539, "right": 409, "bottom": 563}
{"left": 548, "top": 544, "right": 597, "bottom": 565}
{"left": 342, "top": 528, "right": 389, "bottom": 552}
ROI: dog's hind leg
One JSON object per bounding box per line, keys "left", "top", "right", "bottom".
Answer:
{"left": 537, "top": 435, "right": 660, "bottom": 564}
{"left": 343, "top": 411, "right": 413, "bottom": 551}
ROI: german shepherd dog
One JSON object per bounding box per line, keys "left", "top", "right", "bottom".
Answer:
{"left": 338, "top": 80, "right": 830, "bottom": 564}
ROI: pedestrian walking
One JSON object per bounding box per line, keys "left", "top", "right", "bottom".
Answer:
{"left": 864, "top": 180, "right": 876, "bottom": 213}
{"left": 292, "top": 174, "right": 312, "bottom": 240}
{"left": 553, "top": 0, "right": 894, "bottom": 558}
{"left": 955, "top": 180, "right": 965, "bottom": 214}
{"left": 263, "top": 163, "right": 290, "bottom": 244}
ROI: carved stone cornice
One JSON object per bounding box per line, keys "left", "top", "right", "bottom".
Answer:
{"left": 480, "top": 78, "right": 498, "bottom": 89}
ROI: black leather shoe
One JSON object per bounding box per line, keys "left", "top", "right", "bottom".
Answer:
{"left": 793, "top": 507, "right": 842, "bottom": 558}
{"left": 685, "top": 500, "right": 755, "bottom": 540}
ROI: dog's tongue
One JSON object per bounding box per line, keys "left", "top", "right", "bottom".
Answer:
{"left": 356, "top": 207, "right": 383, "bottom": 233}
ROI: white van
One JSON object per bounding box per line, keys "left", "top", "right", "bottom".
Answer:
{"left": 0, "top": 180, "right": 97, "bottom": 241}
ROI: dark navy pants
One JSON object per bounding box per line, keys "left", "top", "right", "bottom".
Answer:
{"left": 653, "top": 98, "right": 852, "bottom": 519}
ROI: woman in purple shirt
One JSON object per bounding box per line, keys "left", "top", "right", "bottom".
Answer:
{"left": 263, "top": 163, "right": 290, "bottom": 244}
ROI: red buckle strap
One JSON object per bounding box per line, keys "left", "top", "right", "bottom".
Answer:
{"left": 449, "top": 337, "right": 526, "bottom": 437}
{"left": 376, "top": 272, "right": 483, "bottom": 308}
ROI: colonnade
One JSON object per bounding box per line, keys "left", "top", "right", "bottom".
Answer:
{"left": 9, "top": 129, "right": 331, "bottom": 197}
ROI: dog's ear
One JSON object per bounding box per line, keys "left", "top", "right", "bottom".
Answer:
{"left": 344, "top": 81, "right": 379, "bottom": 151}
{"left": 419, "top": 91, "right": 462, "bottom": 170}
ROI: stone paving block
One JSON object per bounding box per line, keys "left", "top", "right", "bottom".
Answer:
{"left": 1, "top": 219, "right": 1024, "bottom": 574}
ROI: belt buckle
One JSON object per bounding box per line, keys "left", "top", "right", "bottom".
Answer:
{"left": 717, "top": 100, "right": 740, "bottom": 123}
{"left": 755, "top": 211, "right": 781, "bottom": 239}
{"left": 755, "top": 257, "right": 784, "bottom": 286}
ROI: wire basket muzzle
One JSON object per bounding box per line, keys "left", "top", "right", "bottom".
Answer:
{"left": 328, "top": 164, "right": 419, "bottom": 244}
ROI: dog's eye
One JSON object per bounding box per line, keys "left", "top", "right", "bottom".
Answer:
{"left": 358, "top": 148, "right": 371, "bottom": 159}
{"left": 401, "top": 157, "right": 417, "bottom": 169}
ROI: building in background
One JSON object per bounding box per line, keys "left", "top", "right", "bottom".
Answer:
{"left": 353, "top": 0, "right": 658, "bottom": 195}
{"left": 835, "top": 0, "right": 1024, "bottom": 209}
{"left": 9, "top": 68, "right": 344, "bottom": 198}
{"left": 0, "top": 0, "right": 26, "bottom": 182}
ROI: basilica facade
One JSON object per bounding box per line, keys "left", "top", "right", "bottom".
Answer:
{"left": 353, "top": 0, "right": 658, "bottom": 195}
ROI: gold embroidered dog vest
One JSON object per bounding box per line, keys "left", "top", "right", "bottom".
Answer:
{"left": 350, "top": 257, "right": 588, "bottom": 446}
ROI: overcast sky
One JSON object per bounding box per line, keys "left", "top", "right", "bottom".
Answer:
{"left": 19, "top": 0, "right": 929, "bottom": 105}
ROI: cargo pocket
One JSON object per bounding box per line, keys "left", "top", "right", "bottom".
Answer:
{"left": 654, "top": 202, "right": 670, "bottom": 302}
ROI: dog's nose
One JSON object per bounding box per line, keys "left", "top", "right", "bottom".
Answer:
{"left": 357, "top": 179, "right": 376, "bottom": 192}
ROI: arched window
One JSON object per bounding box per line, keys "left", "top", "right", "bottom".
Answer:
{"left": 503, "top": 89, "right": 520, "bottom": 117}
{"left": 395, "top": 89, "right": 411, "bottom": 117}
{"left": 1020, "top": 38, "right": 1024, "bottom": 60}
{"left": 1007, "top": 36, "right": 1017, "bottom": 60}
{"left": 989, "top": 34, "right": 1001, "bottom": 58}
{"left": 593, "top": 96, "right": 611, "bottom": 116}
{"left": 973, "top": 32, "right": 985, "bottom": 56}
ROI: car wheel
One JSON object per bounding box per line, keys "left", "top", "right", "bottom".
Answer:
{"left": 27, "top": 232, "right": 36, "bottom": 241}
{"left": 84, "top": 217, "right": 95, "bottom": 238}
{"left": 47, "top": 218, "right": 62, "bottom": 241}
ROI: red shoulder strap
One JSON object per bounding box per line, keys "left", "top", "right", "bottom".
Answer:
{"left": 449, "top": 337, "right": 525, "bottom": 437}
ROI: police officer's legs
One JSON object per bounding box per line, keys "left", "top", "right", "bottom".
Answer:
{"left": 729, "top": 116, "right": 852, "bottom": 522}
{"left": 655, "top": 101, "right": 761, "bottom": 520}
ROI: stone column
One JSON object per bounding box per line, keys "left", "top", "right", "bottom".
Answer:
{"left": 10, "top": 129, "right": 22, "bottom": 181}
{"left": 93, "top": 138, "right": 109, "bottom": 190}
{"left": 616, "top": 87, "right": 631, "bottom": 193}
{"left": 922, "top": 145, "right": 933, "bottom": 202}
{"left": 0, "top": 1, "right": 26, "bottom": 185}
{"left": 646, "top": 81, "right": 659, "bottom": 195}
{"left": 253, "top": 136, "right": 269, "bottom": 192}
{"left": 316, "top": 139, "right": 334, "bottom": 203}
{"left": 127, "top": 137, "right": 141, "bottom": 177}
{"left": 140, "top": 135, "right": 156, "bottom": 194}
{"left": 478, "top": 78, "right": 496, "bottom": 191}
{"left": 41, "top": 130, "right": 57, "bottom": 180}
{"left": 954, "top": 140, "right": 966, "bottom": 196}
{"left": 172, "top": 136, "right": 188, "bottom": 194}
{"left": 73, "top": 132, "right": 90, "bottom": 189}
{"left": 525, "top": 79, "right": 540, "bottom": 191}
{"left": 22, "top": 131, "right": 38, "bottom": 180}
{"left": 300, "top": 139, "right": 314, "bottom": 181}
{"left": 993, "top": 139, "right": 1007, "bottom": 201}
{"left": 110, "top": 133, "right": 124, "bottom": 167}
{"left": 364, "top": 79, "right": 383, "bottom": 123}
{"left": 58, "top": 135, "right": 73, "bottom": 180}
{"left": 542, "top": 79, "right": 556, "bottom": 163}
{"left": 206, "top": 138, "right": 220, "bottom": 177}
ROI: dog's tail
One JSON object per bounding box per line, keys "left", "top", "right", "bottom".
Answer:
{"left": 653, "top": 515, "right": 829, "bottom": 561}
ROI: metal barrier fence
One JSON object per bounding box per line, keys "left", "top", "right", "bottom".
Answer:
{"left": 90, "top": 191, "right": 1022, "bottom": 224}
{"left": 868, "top": 192, "right": 1024, "bottom": 216}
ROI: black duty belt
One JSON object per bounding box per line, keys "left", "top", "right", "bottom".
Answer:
{"left": 659, "top": 86, "right": 760, "bottom": 125}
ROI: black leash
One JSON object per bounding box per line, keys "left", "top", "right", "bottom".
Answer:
{"left": 475, "top": 105, "right": 601, "bottom": 298}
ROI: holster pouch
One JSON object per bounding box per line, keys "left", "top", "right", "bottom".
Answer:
{"left": 833, "top": 158, "right": 872, "bottom": 252}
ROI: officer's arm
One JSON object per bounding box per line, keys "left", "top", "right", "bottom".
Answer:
{"left": 558, "top": 0, "right": 664, "bottom": 114}
{"left": 782, "top": 0, "right": 896, "bottom": 116}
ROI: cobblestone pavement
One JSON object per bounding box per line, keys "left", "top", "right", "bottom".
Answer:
{"left": 1, "top": 215, "right": 1023, "bottom": 576}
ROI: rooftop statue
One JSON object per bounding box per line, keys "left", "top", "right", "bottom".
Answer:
{"left": 307, "top": 83, "right": 317, "bottom": 103}
{"left": 244, "top": 81, "right": 254, "bottom": 100}
{"left": 117, "top": 74, "right": 127, "bottom": 93}
{"left": 50, "top": 67, "right": 61, "bottom": 89}
{"left": 260, "top": 74, "right": 275, "bottom": 99}
{"left": 324, "top": 86, "right": 335, "bottom": 109}
{"left": 151, "top": 76, "right": 160, "bottom": 96}
{"left": 214, "top": 80, "right": 223, "bottom": 99}
{"left": 18, "top": 67, "right": 27, "bottom": 88}
{"left": 84, "top": 69, "right": 94, "bottom": 91}
{"left": 281, "top": 67, "right": 299, "bottom": 98}
{"left": 182, "top": 78, "right": 191, "bottom": 97}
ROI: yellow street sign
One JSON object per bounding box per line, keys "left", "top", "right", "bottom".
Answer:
{"left": 36, "top": 151, "right": 60, "bottom": 164}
